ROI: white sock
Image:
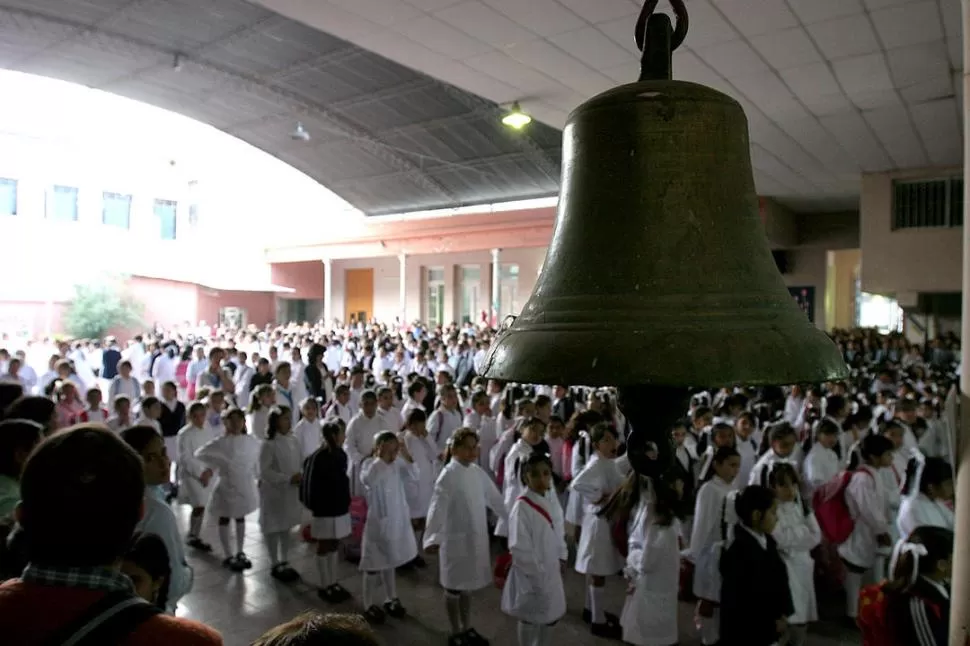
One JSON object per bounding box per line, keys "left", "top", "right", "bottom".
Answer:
{"left": 517, "top": 621, "right": 538, "bottom": 646}
{"left": 699, "top": 608, "right": 720, "bottom": 645}
{"left": 218, "top": 524, "right": 232, "bottom": 557}
{"left": 189, "top": 513, "right": 203, "bottom": 538}
{"left": 458, "top": 592, "right": 471, "bottom": 632}
{"left": 234, "top": 519, "right": 246, "bottom": 554}
{"left": 845, "top": 570, "right": 863, "bottom": 618}
{"left": 445, "top": 591, "right": 462, "bottom": 635}
{"left": 362, "top": 572, "right": 382, "bottom": 608}
{"left": 278, "top": 532, "right": 291, "bottom": 564}
{"left": 380, "top": 568, "right": 397, "bottom": 602}
{"left": 317, "top": 554, "right": 332, "bottom": 587}
{"left": 265, "top": 533, "right": 280, "bottom": 565}
{"left": 589, "top": 585, "right": 605, "bottom": 624}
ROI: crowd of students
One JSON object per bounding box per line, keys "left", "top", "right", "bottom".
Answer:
{"left": 0, "top": 321, "right": 961, "bottom": 646}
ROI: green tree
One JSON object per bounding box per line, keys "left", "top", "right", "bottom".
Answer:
{"left": 62, "top": 280, "right": 143, "bottom": 339}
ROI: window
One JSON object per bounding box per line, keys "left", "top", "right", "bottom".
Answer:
{"left": 499, "top": 264, "right": 520, "bottom": 319}
{"left": 460, "top": 266, "right": 480, "bottom": 324}
{"left": 47, "top": 185, "right": 79, "bottom": 221}
{"left": 892, "top": 177, "right": 963, "bottom": 229}
{"left": 0, "top": 178, "right": 17, "bottom": 216}
{"left": 153, "top": 199, "right": 177, "bottom": 240}
{"left": 426, "top": 267, "right": 445, "bottom": 327}
{"left": 102, "top": 192, "right": 132, "bottom": 228}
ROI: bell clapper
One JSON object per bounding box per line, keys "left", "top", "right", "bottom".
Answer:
{"left": 635, "top": 0, "right": 689, "bottom": 82}
{"left": 617, "top": 385, "right": 690, "bottom": 481}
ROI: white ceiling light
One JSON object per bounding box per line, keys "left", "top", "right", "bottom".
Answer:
{"left": 501, "top": 102, "right": 532, "bottom": 130}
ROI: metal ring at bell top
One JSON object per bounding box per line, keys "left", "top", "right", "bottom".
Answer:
{"left": 498, "top": 314, "right": 517, "bottom": 335}
{"left": 635, "top": 0, "right": 689, "bottom": 52}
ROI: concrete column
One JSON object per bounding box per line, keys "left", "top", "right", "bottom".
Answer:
{"left": 491, "top": 248, "right": 501, "bottom": 326}
{"left": 322, "top": 258, "right": 333, "bottom": 329}
{"left": 952, "top": 2, "right": 970, "bottom": 641}
{"left": 398, "top": 253, "right": 407, "bottom": 325}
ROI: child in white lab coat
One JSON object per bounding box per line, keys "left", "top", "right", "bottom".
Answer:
{"left": 427, "top": 384, "right": 463, "bottom": 454}
{"left": 687, "top": 446, "right": 741, "bottom": 646}
{"left": 768, "top": 462, "right": 821, "bottom": 646}
{"left": 750, "top": 421, "right": 799, "bottom": 487}
{"left": 500, "top": 453, "right": 567, "bottom": 646}
{"left": 877, "top": 420, "right": 910, "bottom": 576}
{"left": 463, "top": 390, "right": 497, "bottom": 478}
{"left": 258, "top": 406, "right": 303, "bottom": 582}
{"left": 195, "top": 407, "right": 261, "bottom": 572}
{"left": 176, "top": 401, "right": 216, "bottom": 552}
{"left": 800, "top": 418, "right": 841, "bottom": 499}
{"left": 570, "top": 422, "right": 624, "bottom": 639}
{"left": 425, "top": 428, "right": 508, "bottom": 646}
{"left": 620, "top": 476, "right": 684, "bottom": 646}
{"left": 499, "top": 417, "right": 551, "bottom": 541}
{"left": 897, "top": 456, "right": 954, "bottom": 539}
{"left": 838, "top": 433, "right": 895, "bottom": 620}
{"left": 246, "top": 384, "right": 275, "bottom": 441}
{"left": 403, "top": 408, "right": 438, "bottom": 569}
{"left": 359, "top": 430, "right": 419, "bottom": 624}
{"left": 344, "top": 391, "right": 384, "bottom": 499}
{"left": 300, "top": 421, "right": 353, "bottom": 604}
{"left": 293, "top": 396, "right": 323, "bottom": 459}
{"left": 545, "top": 416, "right": 567, "bottom": 508}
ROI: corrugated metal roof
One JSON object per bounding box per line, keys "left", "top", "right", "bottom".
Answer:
{"left": 0, "top": 0, "right": 563, "bottom": 215}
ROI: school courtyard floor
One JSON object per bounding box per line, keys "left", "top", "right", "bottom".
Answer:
{"left": 174, "top": 509, "right": 861, "bottom": 646}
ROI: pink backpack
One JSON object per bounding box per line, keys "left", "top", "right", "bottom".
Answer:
{"left": 812, "top": 469, "right": 874, "bottom": 545}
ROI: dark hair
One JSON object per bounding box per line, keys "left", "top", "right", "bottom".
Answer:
{"left": 766, "top": 462, "right": 799, "bottom": 490}
{"left": 19, "top": 425, "right": 145, "bottom": 566}
{"left": 267, "top": 407, "right": 292, "bottom": 440}
{"left": 406, "top": 408, "right": 427, "bottom": 427}
{"left": 884, "top": 525, "right": 954, "bottom": 593}
{"left": 321, "top": 421, "right": 343, "bottom": 452}
{"left": 406, "top": 381, "right": 425, "bottom": 399}
{"left": 700, "top": 446, "right": 740, "bottom": 483}
{"left": 250, "top": 611, "right": 380, "bottom": 646}
{"left": 188, "top": 401, "right": 206, "bottom": 417}
{"left": 803, "top": 417, "right": 841, "bottom": 455}
{"left": 848, "top": 433, "right": 895, "bottom": 471}
{"left": 124, "top": 532, "right": 171, "bottom": 610}
{"left": 535, "top": 394, "right": 552, "bottom": 409}
{"left": 758, "top": 420, "right": 796, "bottom": 456}
{"left": 0, "top": 420, "right": 43, "bottom": 479}
{"left": 825, "top": 395, "right": 847, "bottom": 418}
{"left": 519, "top": 452, "right": 553, "bottom": 487}
{"left": 589, "top": 421, "right": 617, "bottom": 447}
{"left": 0, "top": 382, "right": 24, "bottom": 414}
{"left": 140, "top": 396, "right": 161, "bottom": 412}
{"left": 903, "top": 456, "right": 953, "bottom": 497}
{"left": 4, "top": 396, "right": 56, "bottom": 432}
{"left": 734, "top": 484, "right": 776, "bottom": 528}
{"left": 120, "top": 425, "right": 162, "bottom": 455}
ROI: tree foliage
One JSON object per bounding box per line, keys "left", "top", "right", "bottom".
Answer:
{"left": 62, "top": 279, "right": 144, "bottom": 339}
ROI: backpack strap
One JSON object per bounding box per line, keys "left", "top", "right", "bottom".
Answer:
{"left": 42, "top": 590, "right": 161, "bottom": 646}
{"left": 516, "top": 495, "right": 553, "bottom": 528}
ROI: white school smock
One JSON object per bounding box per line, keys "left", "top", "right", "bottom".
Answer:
{"left": 621, "top": 518, "right": 681, "bottom": 646}
{"left": 427, "top": 407, "right": 463, "bottom": 453}
{"left": 687, "top": 475, "right": 735, "bottom": 601}
{"left": 258, "top": 434, "right": 304, "bottom": 533}
{"left": 293, "top": 418, "right": 322, "bottom": 459}
{"left": 897, "top": 492, "right": 955, "bottom": 539}
{"left": 749, "top": 449, "right": 799, "bottom": 487}
{"left": 882, "top": 454, "right": 906, "bottom": 546}
{"left": 463, "top": 411, "right": 498, "bottom": 477}
{"left": 500, "top": 489, "right": 568, "bottom": 625}
{"left": 565, "top": 432, "right": 591, "bottom": 526}
{"left": 802, "top": 443, "right": 840, "bottom": 498}
{"left": 246, "top": 409, "right": 270, "bottom": 441}
{"left": 195, "top": 434, "right": 261, "bottom": 519}
{"left": 399, "top": 398, "right": 424, "bottom": 428}
{"left": 772, "top": 501, "right": 821, "bottom": 624}
{"left": 837, "top": 465, "right": 889, "bottom": 569}
{"left": 344, "top": 411, "right": 384, "bottom": 498}
{"left": 176, "top": 424, "right": 218, "bottom": 507}
{"left": 404, "top": 432, "right": 440, "bottom": 519}
{"left": 571, "top": 454, "right": 625, "bottom": 576}
{"left": 425, "top": 460, "right": 507, "bottom": 591}
{"left": 497, "top": 440, "right": 547, "bottom": 538}
{"left": 275, "top": 383, "right": 304, "bottom": 428}
{"left": 137, "top": 486, "right": 193, "bottom": 613}
{"left": 359, "top": 456, "right": 419, "bottom": 571}
{"left": 327, "top": 401, "right": 354, "bottom": 426}
{"left": 733, "top": 437, "right": 758, "bottom": 489}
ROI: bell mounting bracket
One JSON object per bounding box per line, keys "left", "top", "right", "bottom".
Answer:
{"left": 636, "top": 0, "right": 689, "bottom": 82}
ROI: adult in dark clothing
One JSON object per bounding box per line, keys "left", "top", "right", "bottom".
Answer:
{"left": 101, "top": 338, "right": 122, "bottom": 380}
{"left": 551, "top": 385, "right": 576, "bottom": 423}
{"left": 303, "top": 344, "right": 333, "bottom": 403}
{"left": 248, "top": 359, "right": 275, "bottom": 394}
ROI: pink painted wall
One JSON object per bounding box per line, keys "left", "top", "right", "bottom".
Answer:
{"left": 270, "top": 261, "right": 324, "bottom": 300}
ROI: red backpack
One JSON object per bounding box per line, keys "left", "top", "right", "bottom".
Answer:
{"left": 858, "top": 584, "right": 961, "bottom": 646}
{"left": 812, "top": 469, "right": 873, "bottom": 545}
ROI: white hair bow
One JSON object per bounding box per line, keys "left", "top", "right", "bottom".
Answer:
{"left": 889, "top": 540, "right": 929, "bottom": 586}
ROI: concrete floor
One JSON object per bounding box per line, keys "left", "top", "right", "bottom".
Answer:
{"left": 172, "top": 508, "right": 861, "bottom": 646}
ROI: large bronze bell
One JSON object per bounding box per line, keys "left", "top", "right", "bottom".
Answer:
{"left": 481, "top": 1, "right": 848, "bottom": 475}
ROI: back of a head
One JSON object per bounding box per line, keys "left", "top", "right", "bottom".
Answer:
{"left": 0, "top": 383, "right": 24, "bottom": 415}
{"left": 4, "top": 396, "right": 56, "bottom": 430}
{"left": 19, "top": 424, "right": 145, "bottom": 567}
{"left": 251, "top": 612, "right": 380, "bottom": 646}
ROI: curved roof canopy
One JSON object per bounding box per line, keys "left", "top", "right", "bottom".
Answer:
{"left": 0, "top": 0, "right": 563, "bottom": 215}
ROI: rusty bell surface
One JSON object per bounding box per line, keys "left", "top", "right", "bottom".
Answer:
{"left": 482, "top": 81, "right": 848, "bottom": 388}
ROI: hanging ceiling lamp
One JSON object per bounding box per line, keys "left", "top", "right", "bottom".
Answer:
{"left": 501, "top": 102, "right": 532, "bottom": 129}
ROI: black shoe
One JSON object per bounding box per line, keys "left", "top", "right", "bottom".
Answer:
{"left": 464, "top": 628, "right": 489, "bottom": 645}
{"left": 236, "top": 552, "right": 253, "bottom": 569}
{"left": 224, "top": 556, "right": 246, "bottom": 572}
{"left": 187, "top": 537, "right": 213, "bottom": 552}
{"left": 396, "top": 560, "right": 416, "bottom": 572}
{"left": 582, "top": 608, "right": 619, "bottom": 625}
{"left": 278, "top": 563, "right": 300, "bottom": 583}
{"left": 331, "top": 583, "right": 352, "bottom": 602}
{"left": 383, "top": 598, "right": 407, "bottom": 618}
{"left": 410, "top": 555, "right": 428, "bottom": 569}
{"left": 270, "top": 564, "right": 288, "bottom": 581}
{"left": 448, "top": 633, "right": 468, "bottom": 646}
{"left": 590, "top": 619, "right": 622, "bottom": 639}
{"left": 318, "top": 586, "right": 341, "bottom": 604}
{"left": 363, "top": 605, "right": 385, "bottom": 624}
